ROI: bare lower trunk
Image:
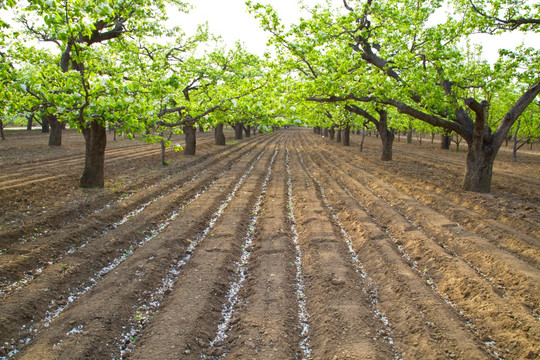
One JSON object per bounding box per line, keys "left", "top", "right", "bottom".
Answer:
{"left": 27, "top": 114, "right": 34, "bottom": 131}
{"left": 336, "top": 129, "right": 342, "bottom": 143}
{"left": 462, "top": 143, "right": 497, "bottom": 192}
{"left": 41, "top": 115, "right": 50, "bottom": 133}
{"left": 329, "top": 125, "right": 335, "bottom": 140}
{"left": 441, "top": 130, "right": 451, "bottom": 150}
{"left": 323, "top": 127, "right": 329, "bottom": 138}
{"left": 244, "top": 125, "right": 251, "bottom": 138}
{"left": 343, "top": 125, "right": 350, "bottom": 146}
{"left": 0, "top": 118, "right": 5, "bottom": 140}
{"left": 380, "top": 130, "right": 393, "bottom": 161}
{"left": 160, "top": 131, "right": 167, "bottom": 165}
{"left": 198, "top": 125, "right": 204, "bottom": 133}
{"left": 234, "top": 122, "right": 243, "bottom": 140}
{"left": 47, "top": 114, "right": 62, "bottom": 146}
{"left": 512, "top": 118, "right": 521, "bottom": 162}
{"left": 80, "top": 121, "right": 106, "bottom": 188}
{"left": 184, "top": 123, "right": 196, "bottom": 155}
{"left": 215, "top": 123, "right": 226, "bottom": 146}
{"left": 407, "top": 124, "right": 413, "bottom": 144}
{"left": 377, "top": 111, "right": 394, "bottom": 161}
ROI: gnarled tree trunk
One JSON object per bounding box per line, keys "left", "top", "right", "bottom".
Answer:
{"left": 184, "top": 123, "right": 196, "bottom": 155}
{"left": 80, "top": 121, "right": 107, "bottom": 188}
{"left": 215, "top": 123, "right": 226, "bottom": 145}
{"left": 462, "top": 141, "right": 497, "bottom": 192}
{"left": 244, "top": 124, "right": 251, "bottom": 138}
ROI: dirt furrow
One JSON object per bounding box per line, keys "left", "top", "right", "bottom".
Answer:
{"left": 313, "top": 141, "right": 540, "bottom": 310}
{"left": 0, "top": 134, "right": 257, "bottom": 242}
{"left": 285, "top": 142, "right": 396, "bottom": 360}
{"left": 297, "top": 138, "right": 491, "bottom": 359}
{"left": 299, "top": 134, "right": 539, "bottom": 359}
{"left": 213, "top": 140, "right": 303, "bottom": 359}
{"left": 128, "top": 139, "right": 282, "bottom": 360}
{"left": 0, "top": 135, "right": 267, "bottom": 291}
{"left": 0, "top": 134, "right": 279, "bottom": 358}
{"left": 317, "top": 135, "right": 540, "bottom": 257}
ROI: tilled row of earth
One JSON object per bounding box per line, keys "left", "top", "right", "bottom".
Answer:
{"left": 0, "top": 128, "right": 538, "bottom": 359}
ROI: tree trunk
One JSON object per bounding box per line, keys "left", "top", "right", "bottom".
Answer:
{"left": 407, "top": 124, "right": 413, "bottom": 144}
{"left": 80, "top": 121, "right": 107, "bottom": 188}
{"left": 244, "top": 125, "right": 251, "bottom": 138}
{"left": 41, "top": 114, "right": 50, "bottom": 133}
{"left": 234, "top": 122, "right": 243, "bottom": 140}
{"left": 160, "top": 131, "right": 167, "bottom": 166}
{"left": 343, "top": 125, "right": 350, "bottom": 146}
{"left": 0, "top": 118, "right": 5, "bottom": 140}
{"left": 47, "top": 114, "right": 62, "bottom": 146}
{"left": 336, "top": 129, "right": 342, "bottom": 143}
{"left": 184, "top": 123, "right": 196, "bottom": 155}
{"left": 441, "top": 130, "right": 451, "bottom": 150}
{"left": 512, "top": 118, "right": 521, "bottom": 162}
{"left": 329, "top": 125, "right": 335, "bottom": 140}
{"left": 462, "top": 143, "right": 497, "bottom": 193}
{"left": 323, "top": 127, "right": 329, "bottom": 138}
{"left": 198, "top": 125, "right": 204, "bottom": 133}
{"left": 215, "top": 123, "right": 226, "bottom": 145}
{"left": 27, "top": 114, "right": 34, "bottom": 131}
{"left": 377, "top": 111, "right": 394, "bottom": 161}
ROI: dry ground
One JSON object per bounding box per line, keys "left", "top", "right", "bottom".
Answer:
{"left": 0, "top": 128, "right": 538, "bottom": 359}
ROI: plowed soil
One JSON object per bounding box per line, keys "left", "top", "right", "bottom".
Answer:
{"left": 0, "top": 128, "right": 538, "bottom": 360}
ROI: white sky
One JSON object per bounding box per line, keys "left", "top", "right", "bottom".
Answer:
{"left": 169, "top": 0, "right": 331, "bottom": 56}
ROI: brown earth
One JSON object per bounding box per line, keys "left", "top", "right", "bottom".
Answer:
{"left": 0, "top": 128, "right": 538, "bottom": 359}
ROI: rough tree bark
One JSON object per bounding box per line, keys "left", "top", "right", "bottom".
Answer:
{"left": 47, "top": 114, "right": 62, "bottom": 146}
{"left": 80, "top": 121, "right": 107, "bottom": 188}
{"left": 183, "top": 123, "right": 196, "bottom": 155}
{"left": 441, "top": 130, "right": 451, "bottom": 150}
{"left": 407, "top": 123, "right": 413, "bottom": 144}
{"left": 234, "top": 122, "right": 243, "bottom": 140}
{"left": 215, "top": 123, "right": 226, "bottom": 146}
{"left": 329, "top": 125, "right": 335, "bottom": 140}
{"left": 41, "top": 114, "right": 50, "bottom": 133}
{"left": 26, "top": 114, "right": 34, "bottom": 131}
{"left": 336, "top": 129, "right": 342, "bottom": 143}
{"left": 0, "top": 118, "right": 5, "bottom": 140}
{"left": 243, "top": 124, "right": 251, "bottom": 138}
{"left": 343, "top": 125, "right": 350, "bottom": 146}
